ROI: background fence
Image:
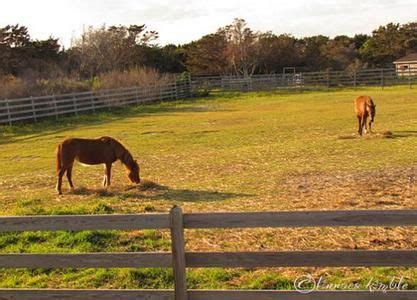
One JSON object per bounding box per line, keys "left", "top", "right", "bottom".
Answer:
{"left": 1, "top": 67, "right": 417, "bottom": 125}
{"left": 0, "top": 80, "right": 192, "bottom": 125}
{"left": 1, "top": 206, "right": 417, "bottom": 299}
{"left": 190, "top": 67, "right": 417, "bottom": 92}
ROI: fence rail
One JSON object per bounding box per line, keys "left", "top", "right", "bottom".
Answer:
{"left": 1, "top": 207, "right": 417, "bottom": 299}
{"left": 0, "top": 80, "right": 192, "bottom": 125}
{"left": 190, "top": 67, "right": 417, "bottom": 92}
{"left": 1, "top": 67, "right": 416, "bottom": 125}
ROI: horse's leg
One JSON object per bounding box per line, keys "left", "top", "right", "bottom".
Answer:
{"left": 361, "top": 116, "right": 366, "bottom": 135}
{"left": 66, "top": 163, "right": 74, "bottom": 190}
{"left": 362, "top": 115, "right": 368, "bottom": 134}
{"left": 104, "top": 163, "right": 112, "bottom": 187}
{"left": 368, "top": 119, "right": 373, "bottom": 134}
{"left": 102, "top": 165, "right": 107, "bottom": 187}
{"left": 357, "top": 116, "right": 362, "bottom": 135}
{"left": 56, "top": 168, "right": 66, "bottom": 195}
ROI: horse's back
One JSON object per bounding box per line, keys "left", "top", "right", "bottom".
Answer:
{"left": 354, "top": 95, "right": 373, "bottom": 115}
{"left": 58, "top": 137, "right": 117, "bottom": 164}
{"left": 60, "top": 136, "right": 113, "bottom": 147}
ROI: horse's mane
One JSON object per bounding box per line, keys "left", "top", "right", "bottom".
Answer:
{"left": 367, "top": 97, "right": 375, "bottom": 108}
{"left": 100, "top": 136, "right": 135, "bottom": 167}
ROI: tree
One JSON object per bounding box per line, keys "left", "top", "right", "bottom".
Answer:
{"left": 185, "top": 31, "right": 229, "bottom": 75}
{"left": 0, "top": 25, "right": 31, "bottom": 75}
{"left": 155, "top": 44, "right": 186, "bottom": 73}
{"left": 298, "top": 35, "right": 330, "bottom": 71}
{"left": 256, "top": 33, "right": 301, "bottom": 73}
{"left": 360, "top": 23, "right": 403, "bottom": 66}
{"left": 320, "top": 35, "right": 357, "bottom": 70}
{"left": 71, "top": 24, "right": 158, "bottom": 77}
{"left": 223, "top": 18, "right": 259, "bottom": 76}
{"left": 0, "top": 25, "right": 61, "bottom": 77}
{"left": 400, "top": 22, "right": 417, "bottom": 53}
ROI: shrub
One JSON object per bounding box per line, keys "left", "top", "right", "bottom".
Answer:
{"left": 93, "top": 67, "right": 176, "bottom": 90}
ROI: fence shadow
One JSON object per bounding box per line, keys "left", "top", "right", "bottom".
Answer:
{"left": 0, "top": 103, "right": 233, "bottom": 145}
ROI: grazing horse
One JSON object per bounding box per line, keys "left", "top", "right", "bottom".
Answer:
{"left": 354, "top": 96, "right": 376, "bottom": 136}
{"left": 56, "top": 136, "right": 140, "bottom": 194}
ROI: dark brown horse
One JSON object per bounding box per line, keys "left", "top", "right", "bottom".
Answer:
{"left": 56, "top": 136, "right": 140, "bottom": 194}
{"left": 354, "top": 96, "right": 376, "bottom": 136}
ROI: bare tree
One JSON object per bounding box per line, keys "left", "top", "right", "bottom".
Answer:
{"left": 71, "top": 24, "right": 158, "bottom": 77}
{"left": 223, "top": 18, "right": 259, "bottom": 76}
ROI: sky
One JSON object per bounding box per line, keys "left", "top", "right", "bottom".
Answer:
{"left": 1, "top": 0, "right": 416, "bottom": 47}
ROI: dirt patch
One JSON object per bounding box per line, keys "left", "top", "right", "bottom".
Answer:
{"left": 134, "top": 180, "right": 168, "bottom": 191}
{"left": 279, "top": 165, "right": 417, "bottom": 210}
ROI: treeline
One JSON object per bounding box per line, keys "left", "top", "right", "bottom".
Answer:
{"left": 1, "top": 19, "right": 417, "bottom": 97}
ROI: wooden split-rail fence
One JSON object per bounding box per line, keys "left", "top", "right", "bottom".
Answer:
{"left": 190, "top": 66, "right": 417, "bottom": 92}
{"left": 2, "top": 67, "right": 417, "bottom": 125}
{"left": 0, "top": 80, "right": 192, "bottom": 125}
{"left": 1, "top": 207, "right": 417, "bottom": 299}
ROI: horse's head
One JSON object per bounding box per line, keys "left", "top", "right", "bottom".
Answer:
{"left": 126, "top": 159, "right": 141, "bottom": 184}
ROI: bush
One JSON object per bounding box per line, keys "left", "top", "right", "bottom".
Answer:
{"left": 93, "top": 67, "right": 176, "bottom": 90}
{"left": 0, "top": 75, "right": 28, "bottom": 99}
{"left": 0, "top": 67, "right": 177, "bottom": 99}
{"left": 0, "top": 75, "right": 91, "bottom": 99}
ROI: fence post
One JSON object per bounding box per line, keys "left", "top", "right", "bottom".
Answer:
{"left": 107, "top": 91, "right": 113, "bottom": 111}
{"left": 187, "top": 73, "right": 192, "bottom": 98}
{"left": 381, "top": 69, "right": 384, "bottom": 90}
{"left": 135, "top": 88, "right": 140, "bottom": 104}
{"left": 5, "top": 98, "right": 12, "bottom": 126}
{"left": 326, "top": 70, "right": 330, "bottom": 89}
{"left": 170, "top": 206, "right": 188, "bottom": 300}
{"left": 353, "top": 70, "right": 357, "bottom": 89}
{"left": 409, "top": 66, "right": 412, "bottom": 89}
{"left": 90, "top": 92, "right": 96, "bottom": 112}
{"left": 73, "top": 95, "right": 78, "bottom": 116}
{"left": 159, "top": 85, "right": 163, "bottom": 102}
{"left": 53, "top": 95, "right": 58, "bottom": 120}
{"left": 30, "top": 96, "right": 37, "bottom": 122}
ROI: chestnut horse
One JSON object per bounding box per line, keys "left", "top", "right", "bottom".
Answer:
{"left": 354, "top": 96, "right": 376, "bottom": 136}
{"left": 56, "top": 136, "right": 140, "bottom": 194}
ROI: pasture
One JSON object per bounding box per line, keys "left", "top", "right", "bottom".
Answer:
{"left": 0, "top": 86, "right": 417, "bottom": 289}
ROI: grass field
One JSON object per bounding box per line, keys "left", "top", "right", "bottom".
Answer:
{"left": 0, "top": 86, "right": 416, "bottom": 289}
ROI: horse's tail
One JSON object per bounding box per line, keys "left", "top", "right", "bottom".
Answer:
{"left": 56, "top": 144, "right": 62, "bottom": 173}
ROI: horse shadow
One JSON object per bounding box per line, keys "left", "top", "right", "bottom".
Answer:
{"left": 71, "top": 182, "right": 253, "bottom": 203}
{"left": 138, "top": 187, "right": 252, "bottom": 202}
{"left": 390, "top": 130, "right": 417, "bottom": 138}
{"left": 126, "top": 182, "right": 253, "bottom": 202}
{"left": 338, "top": 130, "right": 417, "bottom": 140}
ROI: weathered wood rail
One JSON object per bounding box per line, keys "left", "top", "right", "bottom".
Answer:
{"left": 2, "top": 67, "right": 417, "bottom": 126}
{"left": 0, "top": 80, "right": 192, "bottom": 125}
{"left": 1, "top": 207, "right": 417, "bottom": 299}
{"left": 190, "top": 66, "right": 417, "bottom": 92}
